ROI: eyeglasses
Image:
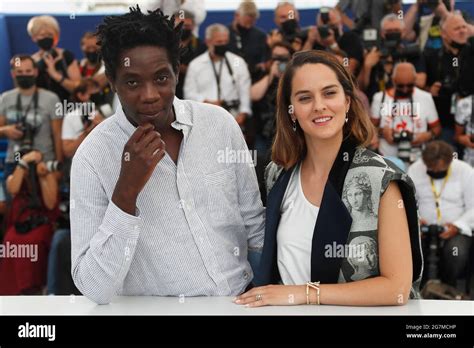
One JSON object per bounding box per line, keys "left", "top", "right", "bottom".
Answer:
{"left": 395, "top": 83, "right": 415, "bottom": 89}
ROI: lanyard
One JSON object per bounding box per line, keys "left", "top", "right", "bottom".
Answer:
{"left": 429, "top": 166, "right": 452, "bottom": 223}
{"left": 210, "top": 54, "right": 224, "bottom": 101}
{"left": 16, "top": 90, "right": 38, "bottom": 128}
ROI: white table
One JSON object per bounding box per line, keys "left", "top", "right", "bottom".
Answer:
{"left": 1, "top": 296, "right": 473, "bottom": 316}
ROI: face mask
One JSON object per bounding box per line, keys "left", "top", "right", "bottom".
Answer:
{"left": 37, "top": 37, "right": 54, "bottom": 51}
{"left": 450, "top": 40, "right": 466, "bottom": 50}
{"left": 85, "top": 51, "right": 100, "bottom": 64}
{"left": 427, "top": 169, "right": 448, "bottom": 179}
{"left": 15, "top": 75, "right": 36, "bottom": 89}
{"left": 281, "top": 19, "right": 298, "bottom": 35}
{"left": 384, "top": 32, "right": 401, "bottom": 43}
{"left": 214, "top": 44, "right": 229, "bottom": 57}
{"left": 181, "top": 28, "right": 192, "bottom": 41}
{"left": 237, "top": 24, "right": 251, "bottom": 36}
{"left": 395, "top": 88, "right": 414, "bottom": 98}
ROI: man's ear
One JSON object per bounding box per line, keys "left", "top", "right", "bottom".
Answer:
{"left": 106, "top": 73, "right": 116, "bottom": 93}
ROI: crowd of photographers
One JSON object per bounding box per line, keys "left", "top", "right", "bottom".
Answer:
{"left": 0, "top": 0, "right": 473, "bottom": 298}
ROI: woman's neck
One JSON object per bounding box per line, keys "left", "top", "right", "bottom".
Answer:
{"left": 303, "top": 132, "right": 343, "bottom": 178}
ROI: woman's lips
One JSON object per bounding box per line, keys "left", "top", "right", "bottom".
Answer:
{"left": 312, "top": 116, "right": 333, "bottom": 126}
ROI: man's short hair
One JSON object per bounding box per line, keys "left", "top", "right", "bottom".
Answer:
{"left": 173, "top": 9, "right": 195, "bottom": 23}
{"left": 10, "top": 54, "right": 37, "bottom": 70}
{"left": 205, "top": 24, "right": 229, "bottom": 41}
{"left": 95, "top": 5, "right": 183, "bottom": 80}
{"left": 237, "top": 1, "right": 259, "bottom": 18}
{"left": 422, "top": 141, "right": 455, "bottom": 167}
{"left": 380, "top": 13, "right": 405, "bottom": 30}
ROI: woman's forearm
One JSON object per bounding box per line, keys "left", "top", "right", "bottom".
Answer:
{"left": 39, "top": 173, "right": 58, "bottom": 210}
{"left": 317, "top": 276, "right": 411, "bottom": 306}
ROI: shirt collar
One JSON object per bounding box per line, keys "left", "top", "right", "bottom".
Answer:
{"left": 115, "top": 96, "right": 193, "bottom": 137}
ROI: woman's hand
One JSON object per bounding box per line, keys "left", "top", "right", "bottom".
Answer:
{"left": 36, "top": 162, "right": 49, "bottom": 177}
{"left": 233, "top": 285, "right": 306, "bottom": 307}
{"left": 43, "top": 52, "right": 62, "bottom": 80}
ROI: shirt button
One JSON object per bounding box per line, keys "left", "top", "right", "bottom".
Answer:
{"left": 243, "top": 271, "right": 249, "bottom": 280}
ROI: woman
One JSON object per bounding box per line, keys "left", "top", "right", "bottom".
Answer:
{"left": 235, "top": 50, "right": 423, "bottom": 307}
{"left": 0, "top": 150, "right": 60, "bottom": 294}
{"left": 27, "top": 15, "right": 81, "bottom": 101}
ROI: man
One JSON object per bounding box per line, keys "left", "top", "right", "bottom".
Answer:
{"left": 371, "top": 62, "right": 441, "bottom": 164}
{"left": 454, "top": 94, "right": 474, "bottom": 166}
{"left": 184, "top": 24, "right": 251, "bottom": 127}
{"left": 424, "top": 12, "right": 472, "bottom": 146}
{"left": 70, "top": 6, "right": 264, "bottom": 304}
{"left": 0, "top": 55, "right": 63, "bottom": 190}
{"left": 407, "top": 141, "right": 473, "bottom": 287}
{"left": 173, "top": 10, "right": 206, "bottom": 99}
{"left": 304, "top": 7, "right": 364, "bottom": 75}
{"left": 358, "top": 14, "right": 427, "bottom": 98}
{"left": 267, "top": 2, "right": 303, "bottom": 50}
{"left": 228, "top": 1, "right": 268, "bottom": 80}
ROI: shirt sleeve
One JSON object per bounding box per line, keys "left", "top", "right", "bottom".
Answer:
{"left": 236, "top": 57, "right": 252, "bottom": 116}
{"left": 70, "top": 150, "right": 142, "bottom": 304}
{"left": 370, "top": 92, "right": 382, "bottom": 120}
{"left": 61, "top": 112, "right": 83, "bottom": 140}
{"left": 453, "top": 165, "right": 474, "bottom": 236}
{"left": 455, "top": 97, "right": 470, "bottom": 126}
{"left": 48, "top": 93, "right": 63, "bottom": 120}
{"left": 228, "top": 116, "right": 264, "bottom": 251}
{"left": 423, "top": 92, "right": 439, "bottom": 125}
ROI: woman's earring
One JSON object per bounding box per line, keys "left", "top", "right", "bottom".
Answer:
{"left": 345, "top": 112, "right": 349, "bottom": 123}
{"left": 292, "top": 119, "right": 297, "bottom": 132}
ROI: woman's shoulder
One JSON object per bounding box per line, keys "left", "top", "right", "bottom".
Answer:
{"left": 351, "top": 147, "right": 416, "bottom": 194}
{"left": 264, "top": 161, "right": 285, "bottom": 195}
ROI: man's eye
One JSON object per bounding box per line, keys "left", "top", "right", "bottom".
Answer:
{"left": 156, "top": 75, "right": 169, "bottom": 83}
{"left": 126, "top": 81, "right": 138, "bottom": 87}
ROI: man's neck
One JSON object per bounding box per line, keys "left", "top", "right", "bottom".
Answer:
{"left": 303, "top": 132, "right": 343, "bottom": 179}
{"left": 443, "top": 41, "right": 459, "bottom": 56}
{"left": 19, "top": 86, "right": 37, "bottom": 96}
{"left": 209, "top": 52, "right": 223, "bottom": 62}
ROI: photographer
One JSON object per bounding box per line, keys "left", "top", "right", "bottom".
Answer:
{"left": 79, "top": 31, "right": 114, "bottom": 114}
{"left": 0, "top": 55, "right": 63, "bottom": 195}
{"left": 454, "top": 94, "right": 474, "bottom": 166}
{"left": 303, "top": 7, "right": 364, "bottom": 75}
{"left": 251, "top": 41, "right": 294, "bottom": 156}
{"left": 27, "top": 15, "right": 81, "bottom": 102}
{"left": 407, "top": 141, "right": 473, "bottom": 287}
{"left": 372, "top": 62, "right": 441, "bottom": 163}
{"left": 62, "top": 79, "right": 104, "bottom": 158}
{"left": 267, "top": 2, "right": 302, "bottom": 49}
{"left": 423, "top": 11, "right": 472, "bottom": 146}
{"left": 0, "top": 149, "right": 60, "bottom": 294}
{"left": 184, "top": 24, "right": 251, "bottom": 127}
{"left": 358, "top": 14, "right": 426, "bottom": 98}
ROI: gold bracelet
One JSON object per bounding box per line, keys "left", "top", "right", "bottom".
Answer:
{"left": 307, "top": 281, "right": 321, "bottom": 305}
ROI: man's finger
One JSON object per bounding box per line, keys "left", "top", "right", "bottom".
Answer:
{"left": 129, "top": 123, "right": 154, "bottom": 144}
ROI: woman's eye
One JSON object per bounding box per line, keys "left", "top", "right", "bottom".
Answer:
{"left": 298, "top": 96, "right": 310, "bottom": 102}
{"left": 325, "top": 90, "right": 336, "bottom": 96}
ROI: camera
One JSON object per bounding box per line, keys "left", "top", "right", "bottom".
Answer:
{"left": 380, "top": 42, "right": 421, "bottom": 62}
{"left": 16, "top": 122, "right": 39, "bottom": 151}
{"left": 318, "top": 25, "right": 331, "bottom": 39}
{"left": 421, "top": 224, "right": 445, "bottom": 234}
{"left": 15, "top": 214, "right": 49, "bottom": 234}
{"left": 320, "top": 7, "right": 330, "bottom": 24}
{"left": 393, "top": 130, "right": 413, "bottom": 163}
{"left": 221, "top": 100, "right": 240, "bottom": 113}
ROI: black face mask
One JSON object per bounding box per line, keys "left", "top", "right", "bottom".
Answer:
{"left": 85, "top": 51, "right": 100, "bottom": 64}
{"left": 214, "top": 44, "right": 229, "bottom": 57}
{"left": 37, "top": 37, "right": 54, "bottom": 51}
{"left": 450, "top": 40, "right": 466, "bottom": 50}
{"left": 237, "top": 24, "right": 251, "bottom": 36}
{"left": 395, "top": 88, "right": 413, "bottom": 98}
{"left": 181, "top": 28, "right": 192, "bottom": 41}
{"left": 427, "top": 169, "right": 449, "bottom": 179}
{"left": 281, "top": 19, "right": 298, "bottom": 35}
{"left": 384, "top": 32, "right": 402, "bottom": 44}
{"left": 15, "top": 75, "right": 36, "bottom": 89}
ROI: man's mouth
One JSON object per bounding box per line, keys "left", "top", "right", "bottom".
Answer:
{"left": 138, "top": 110, "right": 161, "bottom": 119}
